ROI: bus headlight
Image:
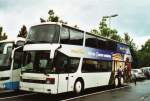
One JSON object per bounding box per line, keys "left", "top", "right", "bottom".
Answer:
{"left": 46, "top": 78, "right": 55, "bottom": 84}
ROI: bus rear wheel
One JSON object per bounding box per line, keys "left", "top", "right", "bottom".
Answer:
{"left": 114, "top": 77, "right": 119, "bottom": 87}
{"left": 120, "top": 77, "right": 124, "bottom": 86}
{"left": 74, "top": 80, "right": 83, "bottom": 94}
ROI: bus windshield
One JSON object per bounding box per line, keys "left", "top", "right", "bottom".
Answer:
{"left": 22, "top": 51, "right": 53, "bottom": 73}
{"left": 27, "top": 24, "right": 60, "bottom": 43}
{"left": 0, "top": 43, "right": 12, "bottom": 71}
{"left": 0, "top": 54, "right": 11, "bottom": 71}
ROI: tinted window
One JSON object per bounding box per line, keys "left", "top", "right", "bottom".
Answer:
{"left": 54, "top": 52, "right": 68, "bottom": 73}
{"left": 85, "top": 34, "right": 98, "bottom": 48}
{"left": 81, "top": 59, "right": 112, "bottom": 73}
{"left": 27, "top": 24, "right": 60, "bottom": 43}
{"left": 82, "top": 59, "right": 98, "bottom": 72}
{"left": 54, "top": 52, "right": 80, "bottom": 73}
{"left": 97, "top": 38, "right": 106, "bottom": 50}
{"left": 105, "top": 41, "right": 117, "bottom": 51}
{"left": 68, "top": 58, "right": 80, "bottom": 73}
{"left": 99, "top": 61, "right": 112, "bottom": 72}
{"left": 13, "top": 47, "right": 23, "bottom": 69}
{"left": 60, "top": 27, "right": 69, "bottom": 44}
{"left": 69, "top": 29, "right": 84, "bottom": 45}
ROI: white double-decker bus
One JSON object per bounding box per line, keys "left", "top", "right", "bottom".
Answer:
{"left": 20, "top": 22, "right": 132, "bottom": 94}
{"left": 0, "top": 38, "right": 25, "bottom": 90}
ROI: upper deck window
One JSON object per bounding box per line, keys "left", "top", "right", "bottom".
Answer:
{"left": 69, "top": 29, "right": 84, "bottom": 45}
{"left": 27, "top": 24, "right": 60, "bottom": 43}
{"left": 60, "top": 27, "right": 70, "bottom": 44}
{"left": 85, "top": 34, "right": 98, "bottom": 48}
{"left": 60, "top": 26, "right": 84, "bottom": 46}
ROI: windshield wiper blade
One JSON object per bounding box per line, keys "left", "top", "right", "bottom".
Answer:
{"left": 38, "top": 41, "right": 49, "bottom": 43}
{"left": 26, "top": 40, "right": 35, "bottom": 44}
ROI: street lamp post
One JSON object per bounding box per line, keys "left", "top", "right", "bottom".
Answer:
{"left": 103, "top": 14, "right": 118, "bottom": 29}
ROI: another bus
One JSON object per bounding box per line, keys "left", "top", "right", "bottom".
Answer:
{"left": 20, "top": 22, "right": 132, "bottom": 94}
{"left": 0, "top": 38, "right": 25, "bottom": 90}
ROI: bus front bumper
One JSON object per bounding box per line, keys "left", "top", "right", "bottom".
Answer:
{"left": 20, "top": 82, "right": 57, "bottom": 94}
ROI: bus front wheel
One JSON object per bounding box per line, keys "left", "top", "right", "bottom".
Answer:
{"left": 74, "top": 80, "right": 84, "bottom": 94}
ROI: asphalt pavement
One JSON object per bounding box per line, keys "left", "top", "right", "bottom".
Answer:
{"left": 0, "top": 80, "right": 150, "bottom": 101}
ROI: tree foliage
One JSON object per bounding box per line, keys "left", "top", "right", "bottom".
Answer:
{"left": 91, "top": 17, "right": 123, "bottom": 42}
{"left": 40, "top": 9, "right": 67, "bottom": 24}
{"left": 137, "top": 39, "right": 150, "bottom": 67}
{"left": 0, "top": 27, "right": 7, "bottom": 41}
{"left": 123, "top": 33, "right": 138, "bottom": 68}
{"left": 91, "top": 17, "right": 140, "bottom": 68}
{"left": 17, "top": 25, "right": 27, "bottom": 38}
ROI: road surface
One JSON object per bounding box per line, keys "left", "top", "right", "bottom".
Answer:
{"left": 0, "top": 80, "right": 149, "bottom": 101}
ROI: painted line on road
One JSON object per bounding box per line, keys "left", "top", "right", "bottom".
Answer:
{"left": 62, "top": 86, "right": 129, "bottom": 101}
{"left": 0, "top": 92, "right": 37, "bottom": 100}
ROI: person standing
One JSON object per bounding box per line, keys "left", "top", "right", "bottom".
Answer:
{"left": 117, "top": 66, "right": 123, "bottom": 85}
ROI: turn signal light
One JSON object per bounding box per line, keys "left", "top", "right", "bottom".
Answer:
{"left": 46, "top": 78, "right": 55, "bottom": 84}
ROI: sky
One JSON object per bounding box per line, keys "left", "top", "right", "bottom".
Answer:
{"left": 0, "top": 0, "right": 150, "bottom": 49}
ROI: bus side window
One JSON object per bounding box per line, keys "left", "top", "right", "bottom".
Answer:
{"left": 99, "top": 61, "right": 112, "bottom": 72}
{"left": 13, "top": 51, "right": 23, "bottom": 69}
{"left": 68, "top": 58, "right": 80, "bottom": 73}
{"left": 69, "top": 29, "right": 84, "bottom": 46}
{"left": 81, "top": 59, "right": 98, "bottom": 73}
{"left": 54, "top": 52, "right": 69, "bottom": 73}
{"left": 85, "top": 34, "right": 98, "bottom": 48}
{"left": 60, "top": 27, "right": 70, "bottom": 44}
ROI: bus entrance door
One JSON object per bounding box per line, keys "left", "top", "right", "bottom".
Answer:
{"left": 57, "top": 74, "right": 69, "bottom": 93}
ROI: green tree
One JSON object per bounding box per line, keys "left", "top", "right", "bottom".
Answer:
{"left": 40, "top": 10, "right": 59, "bottom": 23}
{"left": 0, "top": 26, "right": 7, "bottom": 41}
{"left": 40, "top": 9, "right": 67, "bottom": 24}
{"left": 47, "top": 10, "right": 59, "bottom": 22}
{"left": 123, "top": 33, "right": 138, "bottom": 68}
{"left": 17, "top": 25, "right": 27, "bottom": 38}
{"left": 91, "top": 17, "right": 139, "bottom": 68}
{"left": 138, "top": 39, "right": 150, "bottom": 67}
{"left": 91, "top": 16, "right": 123, "bottom": 42}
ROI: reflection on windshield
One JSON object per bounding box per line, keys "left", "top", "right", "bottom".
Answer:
{"left": 0, "top": 54, "right": 11, "bottom": 71}
{"left": 0, "top": 42, "right": 12, "bottom": 54}
{"left": 22, "top": 51, "right": 53, "bottom": 73}
{"left": 27, "top": 24, "right": 60, "bottom": 43}
{"left": 0, "top": 43, "right": 12, "bottom": 71}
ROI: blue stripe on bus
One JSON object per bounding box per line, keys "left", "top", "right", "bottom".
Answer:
{"left": 4, "top": 81, "right": 19, "bottom": 90}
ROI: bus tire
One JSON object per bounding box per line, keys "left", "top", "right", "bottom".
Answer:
{"left": 120, "top": 77, "right": 124, "bottom": 86}
{"left": 114, "top": 77, "right": 119, "bottom": 87}
{"left": 74, "top": 80, "right": 84, "bottom": 94}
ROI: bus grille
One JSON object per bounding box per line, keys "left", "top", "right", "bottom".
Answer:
{"left": 22, "top": 79, "right": 45, "bottom": 84}
{"left": 0, "top": 77, "right": 10, "bottom": 81}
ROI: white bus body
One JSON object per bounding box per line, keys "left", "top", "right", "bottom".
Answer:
{"left": 20, "top": 23, "right": 132, "bottom": 94}
{"left": 0, "top": 38, "right": 25, "bottom": 90}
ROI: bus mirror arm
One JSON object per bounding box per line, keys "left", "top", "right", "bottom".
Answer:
{"left": 44, "top": 72, "right": 49, "bottom": 76}
{"left": 57, "top": 45, "right": 62, "bottom": 49}
{"left": 50, "top": 45, "right": 62, "bottom": 59}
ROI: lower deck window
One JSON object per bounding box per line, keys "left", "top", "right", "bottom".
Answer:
{"left": 81, "top": 59, "right": 112, "bottom": 73}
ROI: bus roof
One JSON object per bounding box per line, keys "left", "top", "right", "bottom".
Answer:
{"left": 31, "top": 22, "right": 129, "bottom": 46}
